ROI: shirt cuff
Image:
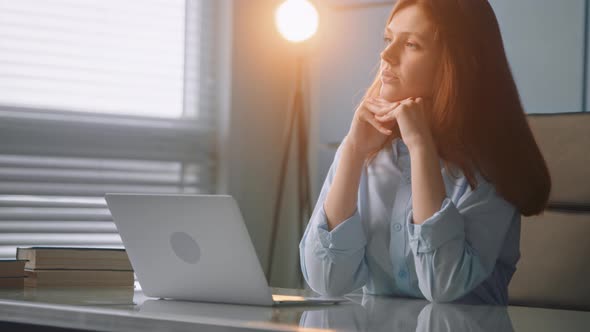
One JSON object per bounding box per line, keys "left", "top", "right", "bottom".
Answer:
{"left": 407, "top": 198, "right": 465, "bottom": 254}
{"left": 316, "top": 206, "right": 366, "bottom": 251}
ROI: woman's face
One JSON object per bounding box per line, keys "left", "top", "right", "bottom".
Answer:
{"left": 379, "top": 5, "right": 440, "bottom": 102}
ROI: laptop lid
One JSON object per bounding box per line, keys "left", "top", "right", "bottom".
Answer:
{"left": 105, "top": 194, "right": 274, "bottom": 306}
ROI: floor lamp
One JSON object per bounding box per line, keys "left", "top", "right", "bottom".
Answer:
{"left": 266, "top": 0, "right": 319, "bottom": 287}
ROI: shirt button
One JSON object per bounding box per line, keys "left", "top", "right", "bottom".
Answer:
{"left": 393, "top": 223, "right": 402, "bottom": 232}
{"left": 398, "top": 270, "right": 407, "bottom": 279}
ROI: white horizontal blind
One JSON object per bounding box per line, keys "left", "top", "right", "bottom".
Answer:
{"left": 0, "top": 0, "right": 185, "bottom": 118}
{"left": 0, "top": 0, "right": 218, "bottom": 259}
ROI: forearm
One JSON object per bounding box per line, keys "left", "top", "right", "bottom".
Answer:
{"left": 409, "top": 141, "right": 446, "bottom": 225}
{"left": 323, "top": 141, "right": 366, "bottom": 231}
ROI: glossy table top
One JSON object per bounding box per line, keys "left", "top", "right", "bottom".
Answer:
{"left": 0, "top": 287, "right": 589, "bottom": 332}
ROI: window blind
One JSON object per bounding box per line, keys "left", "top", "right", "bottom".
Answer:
{"left": 0, "top": 0, "right": 219, "bottom": 259}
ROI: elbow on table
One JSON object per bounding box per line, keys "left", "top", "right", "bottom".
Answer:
{"left": 421, "top": 283, "right": 470, "bottom": 303}
{"left": 305, "top": 275, "right": 353, "bottom": 297}
{"left": 303, "top": 261, "right": 364, "bottom": 297}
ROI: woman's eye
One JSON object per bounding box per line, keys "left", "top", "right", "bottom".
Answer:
{"left": 406, "top": 42, "right": 418, "bottom": 49}
{"left": 383, "top": 37, "right": 392, "bottom": 45}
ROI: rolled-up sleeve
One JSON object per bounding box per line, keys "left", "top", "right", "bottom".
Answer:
{"left": 316, "top": 207, "right": 366, "bottom": 254}
{"left": 299, "top": 142, "right": 368, "bottom": 296}
{"left": 406, "top": 182, "right": 517, "bottom": 303}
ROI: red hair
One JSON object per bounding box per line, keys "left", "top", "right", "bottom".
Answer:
{"left": 364, "top": 0, "right": 551, "bottom": 216}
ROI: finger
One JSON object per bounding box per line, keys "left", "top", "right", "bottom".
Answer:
{"left": 365, "top": 97, "right": 392, "bottom": 107}
{"left": 372, "top": 96, "right": 400, "bottom": 102}
{"left": 368, "top": 118, "right": 392, "bottom": 135}
{"left": 363, "top": 100, "right": 390, "bottom": 116}
{"left": 376, "top": 108, "right": 398, "bottom": 122}
{"left": 414, "top": 97, "right": 427, "bottom": 113}
{"left": 400, "top": 99, "right": 414, "bottom": 106}
{"left": 366, "top": 97, "right": 402, "bottom": 109}
{"left": 377, "top": 101, "right": 404, "bottom": 121}
{"left": 362, "top": 111, "right": 392, "bottom": 135}
{"left": 365, "top": 100, "right": 400, "bottom": 116}
{"left": 366, "top": 97, "right": 389, "bottom": 106}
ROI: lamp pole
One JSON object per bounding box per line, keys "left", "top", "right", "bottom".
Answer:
{"left": 267, "top": 55, "right": 312, "bottom": 286}
{"left": 267, "top": 0, "right": 318, "bottom": 287}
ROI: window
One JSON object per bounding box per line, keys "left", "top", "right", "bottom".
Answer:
{"left": 0, "top": 0, "right": 221, "bottom": 258}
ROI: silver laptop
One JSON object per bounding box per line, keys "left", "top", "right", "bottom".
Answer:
{"left": 105, "top": 193, "right": 348, "bottom": 306}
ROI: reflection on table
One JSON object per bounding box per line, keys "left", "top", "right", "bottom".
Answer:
{"left": 300, "top": 294, "right": 513, "bottom": 332}
{"left": 0, "top": 287, "right": 589, "bottom": 332}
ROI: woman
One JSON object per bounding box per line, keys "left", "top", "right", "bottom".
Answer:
{"left": 299, "top": 0, "right": 551, "bottom": 305}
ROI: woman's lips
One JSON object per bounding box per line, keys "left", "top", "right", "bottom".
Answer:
{"left": 381, "top": 70, "right": 398, "bottom": 83}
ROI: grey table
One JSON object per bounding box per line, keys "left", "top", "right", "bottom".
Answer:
{"left": 0, "top": 287, "right": 589, "bottom": 331}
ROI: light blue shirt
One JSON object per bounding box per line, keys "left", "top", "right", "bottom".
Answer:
{"left": 300, "top": 138, "right": 521, "bottom": 304}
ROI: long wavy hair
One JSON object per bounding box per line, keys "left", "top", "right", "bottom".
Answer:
{"left": 363, "top": 0, "right": 551, "bottom": 216}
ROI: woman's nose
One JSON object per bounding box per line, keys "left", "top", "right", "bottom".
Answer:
{"left": 380, "top": 43, "right": 399, "bottom": 65}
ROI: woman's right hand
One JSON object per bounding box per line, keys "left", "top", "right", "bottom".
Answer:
{"left": 344, "top": 97, "right": 400, "bottom": 158}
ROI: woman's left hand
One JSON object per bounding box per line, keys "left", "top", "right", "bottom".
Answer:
{"left": 364, "top": 96, "right": 435, "bottom": 152}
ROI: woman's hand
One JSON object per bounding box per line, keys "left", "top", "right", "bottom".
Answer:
{"left": 364, "top": 96, "right": 435, "bottom": 152}
{"left": 344, "top": 97, "right": 401, "bottom": 158}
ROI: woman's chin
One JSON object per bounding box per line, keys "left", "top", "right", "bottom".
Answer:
{"left": 379, "top": 86, "right": 402, "bottom": 102}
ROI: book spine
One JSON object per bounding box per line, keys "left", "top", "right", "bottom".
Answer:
{"left": 17, "top": 249, "right": 36, "bottom": 270}
{"left": 0, "top": 278, "right": 25, "bottom": 288}
{"left": 24, "top": 271, "right": 134, "bottom": 287}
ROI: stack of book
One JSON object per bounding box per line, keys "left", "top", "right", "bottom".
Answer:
{"left": 0, "top": 260, "right": 26, "bottom": 288}
{"left": 16, "top": 247, "right": 134, "bottom": 288}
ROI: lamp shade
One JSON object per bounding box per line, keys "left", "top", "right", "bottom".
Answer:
{"left": 275, "top": 0, "right": 319, "bottom": 43}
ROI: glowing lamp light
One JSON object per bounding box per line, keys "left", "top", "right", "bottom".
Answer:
{"left": 275, "top": 0, "right": 319, "bottom": 43}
